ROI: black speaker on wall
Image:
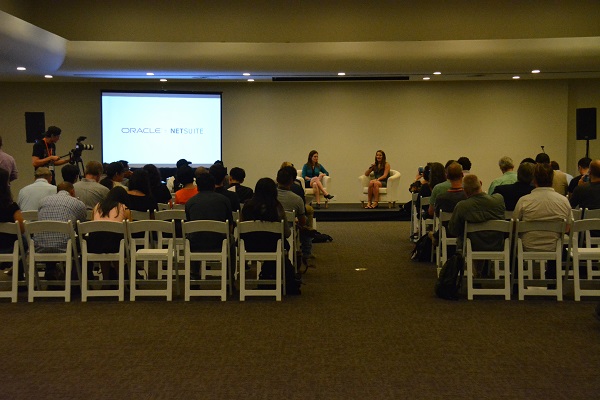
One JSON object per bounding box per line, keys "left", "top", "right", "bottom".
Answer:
{"left": 576, "top": 108, "right": 597, "bottom": 140}
{"left": 25, "top": 112, "right": 45, "bottom": 143}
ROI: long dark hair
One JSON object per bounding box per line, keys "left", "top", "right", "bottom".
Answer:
{"left": 143, "top": 164, "right": 163, "bottom": 187}
{"left": 0, "top": 167, "right": 13, "bottom": 207}
{"left": 306, "top": 150, "right": 319, "bottom": 168}
{"left": 374, "top": 150, "right": 387, "bottom": 173}
{"left": 128, "top": 169, "right": 152, "bottom": 196}
{"left": 97, "top": 186, "right": 129, "bottom": 218}
{"left": 242, "top": 178, "right": 282, "bottom": 222}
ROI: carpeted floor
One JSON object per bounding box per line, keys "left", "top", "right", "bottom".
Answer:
{"left": 1, "top": 221, "right": 599, "bottom": 399}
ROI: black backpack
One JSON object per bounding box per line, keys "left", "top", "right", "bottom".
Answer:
{"left": 435, "top": 253, "right": 465, "bottom": 300}
{"left": 411, "top": 233, "right": 432, "bottom": 262}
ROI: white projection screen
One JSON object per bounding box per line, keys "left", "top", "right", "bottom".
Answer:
{"left": 101, "top": 91, "right": 222, "bottom": 168}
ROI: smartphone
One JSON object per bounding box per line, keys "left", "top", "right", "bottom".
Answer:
{"left": 418, "top": 166, "right": 424, "bottom": 174}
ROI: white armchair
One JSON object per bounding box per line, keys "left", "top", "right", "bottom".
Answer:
{"left": 359, "top": 169, "right": 401, "bottom": 208}
{"left": 297, "top": 169, "right": 332, "bottom": 208}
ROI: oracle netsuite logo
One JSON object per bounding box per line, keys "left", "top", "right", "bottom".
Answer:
{"left": 121, "top": 127, "right": 161, "bottom": 133}
{"left": 120, "top": 127, "right": 203, "bottom": 134}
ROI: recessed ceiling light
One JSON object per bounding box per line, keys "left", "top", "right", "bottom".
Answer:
{"left": 44, "top": 75, "right": 53, "bottom": 79}
{"left": 423, "top": 77, "right": 430, "bottom": 80}
{"left": 146, "top": 72, "right": 154, "bottom": 76}
{"left": 513, "top": 76, "right": 520, "bottom": 79}
{"left": 160, "top": 78, "right": 167, "bottom": 82}
{"left": 338, "top": 72, "right": 346, "bottom": 76}
{"left": 243, "top": 73, "right": 251, "bottom": 76}
{"left": 531, "top": 69, "right": 541, "bottom": 74}
{"left": 433, "top": 71, "right": 441, "bottom": 75}
{"left": 247, "top": 78, "right": 254, "bottom": 82}
{"left": 17, "top": 67, "right": 26, "bottom": 71}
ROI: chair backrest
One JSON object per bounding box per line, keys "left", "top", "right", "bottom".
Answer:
{"left": 127, "top": 219, "right": 175, "bottom": 248}
{"left": 172, "top": 203, "right": 185, "bottom": 210}
{"left": 572, "top": 208, "right": 583, "bottom": 221}
{"left": 438, "top": 210, "right": 453, "bottom": 223}
{"left": 130, "top": 209, "right": 152, "bottom": 221}
{"left": 237, "top": 220, "right": 284, "bottom": 252}
{"left": 284, "top": 210, "right": 296, "bottom": 224}
{"left": 570, "top": 218, "right": 600, "bottom": 246}
{"left": 24, "top": 220, "right": 78, "bottom": 261}
{"left": 504, "top": 210, "right": 514, "bottom": 220}
{"left": 583, "top": 208, "right": 600, "bottom": 219}
{"left": 232, "top": 211, "right": 240, "bottom": 223}
{"left": 182, "top": 219, "right": 229, "bottom": 236}
{"left": 154, "top": 209, "right": 186, "bottom": 222}
{"left": 21, "top": 210, "right": 38, "bottom": 221}
{"left": 515, "top": 219, "right": 566, "bottom": 235}
{"left": 157, "top": 202, "right": 171, "bottom": 210}
{"left": 76, "top": 220, "right": 127, "bottom": 253}
{"left": 0, "top": 222, "right": 25, "bottom": 255}
{"left": 463, "top": 219, "right": 512, "bottom": 253}
{"left": 420, "top": 196, "right": 430, "bottom": 208}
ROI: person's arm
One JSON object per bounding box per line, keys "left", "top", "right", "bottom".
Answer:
{"left": 379, "top": 162, "right": 391, "bottom": 180}
{"left": 32, "top": 154, "right": 61, "bottom": 168}
{"left": 365, "top": 163, "right": 375, "bottom": 176}
{"left": 9, "top": 159, "right": 18, "bottom": 182}
{"left": 320, "top": 165, "right": 329, "bottom": 176}
{"left": 13, "top": 209, "right": 25, "bottom": 233}
{"left": 301, "top": 164, "right": 310, "bottom": 180}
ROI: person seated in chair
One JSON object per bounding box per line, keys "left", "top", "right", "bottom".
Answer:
{"left": 363, "top": 150, "right": 389, "bottom": 209}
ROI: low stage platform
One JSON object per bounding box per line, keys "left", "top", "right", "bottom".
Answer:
{"left": 312, "top": 202, "right": 410, "bottom": 222}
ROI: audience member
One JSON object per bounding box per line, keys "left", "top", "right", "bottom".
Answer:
{"left": 17, "top": 167, "right": 56, "bottom": 211}
{"left": 0, "top": 168, "right": 24, "bottom": 256}
{"left": 488, "top": 156, "right": 517, "bottom": 194}
{"left": 99, "top": 161, "right": 125, "bottom": 190}
{"left": 428, "top": 160, "right": 455, "bottom": 216}
{"left": 551, "top": 160, "right": 573, "bottom": 185}
{"left": 0, "top": 136, "right": 18, "bottom": 183}
{"left": 210, "top": 163, "right": 240, "bottom": 212}
{"left": 143, "top": 164, "right": 172, "bottom": 205}
{"left": 31, "top": 126, "right": 69, "bottom": 185}
{"left": 168, "top": 159, "right": 193, "bottom": 192}
{"left": 449, "top": 174, "right": 505, "bottom": 259}
{"left": 126, "top": 169, "right": 157, "bottom": 217}
{"left": 550, "top": 160, "right": 570, "bottom": 195}
{"left": 535, "top": 152, "right": 568, "bottom": 196}
{"left": 228, "top": 167, "right": 254, "bottom": 204}
{"left": 493, "top": 162, "right": 535, "bottom": 211}
{"left": 36, "top": 182, "right": 87, "bottom": 280}
{"left": 513, "top": 163, "right": 571, "bottom": 278}
{"left": 73, "top": 161, "right": 110, "bottom": 210}
{"left": 60, "top": 164, "right": 80, "bottom": 184}
{"left": 567, "top": 157, "right": 592, "bottom": 196}
{"left": 457, "top": 156, "right": 472, "bottom": 176}
{"left": 90, "top": 186, "right": 131, "bottom": 280}
{"left": 434, "top": 162, "right": 466, "bottom": 214}
{"left": 174, "top": 166, "right": 197, "bottom": 205}
{"left": 570, "top": 160, "right": 600, "bottom": 210}
{"left": 281, "top": 161, "right": 315, "bottom": 230}
{"left": 363, "top": 150, "right": 390, "bottom": 209}
{"left": 119, "top": 160, "right": 133, "bottom": 187}
{"left": 302, "top": 150, "right": 334, "bottom": 208}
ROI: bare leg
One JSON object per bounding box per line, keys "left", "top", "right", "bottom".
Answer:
{"left": 311, "top": 181, "right": 321, "bottom": 204}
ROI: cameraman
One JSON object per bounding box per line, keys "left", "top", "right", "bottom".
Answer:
{"left": 32, "top": 126, "right": 69, "bottom": 185}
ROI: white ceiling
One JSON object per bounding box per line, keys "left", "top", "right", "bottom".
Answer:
{"left": 1, "top": 1, "right": 600, "bottom": 82}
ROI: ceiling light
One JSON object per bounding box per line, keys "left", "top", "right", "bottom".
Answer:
{"left": 44, "top": 75, "right": 53, "bottom": 79}
{"left": 531, "top": 69, "right": 541, "bottom": 74}
{"left": 513, "top": 76, "right": 520, "bottom": 79}
{"left": 338, "top": 72, "right": 346, "bottom": 76}
{"left": 247, "top": 78, "right": 254, "bottom": 82}
{"left": 433, "top": 71, "right": 441, "bottom": 75}
{"left": 146, "top": 72, "right": 154, "bottom": 76}
{"left": 160, "top": 79, "right": 167, "bottom": 82}
{"left": 243, "top": 73, "right": 251, "bottom": 76}
{"left": 423, "top": 77, "right": 430, "bottom": 80}
{"left": 17, "top": 67, "right": 26, "bottom": 71}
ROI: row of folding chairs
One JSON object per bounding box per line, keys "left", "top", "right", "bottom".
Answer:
{"left": 0, "top": 217, "right": 289, "bottom": 303}
{"left": 453, "top": 210, "right": 600, "bottom": 301}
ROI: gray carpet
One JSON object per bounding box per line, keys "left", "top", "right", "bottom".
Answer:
{"left": 1, "top": 221, "right": 599, "bottom": 399}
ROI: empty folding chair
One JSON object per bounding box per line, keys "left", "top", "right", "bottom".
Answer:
{"left": 77, "top": 220, "right": 127, "bottom": 301}
{"left": 464, "top": 219, "right": 513, "bottom": 300}
{"left": 154, "top": 209, "right": 187, "bottom": 286}
{"left": 0, "top": 222, "right": 25, "bottom": 302}
{"left": 182, "top": 220, "right": 231, "bottom": 301}
{"left": 515, "top": 219, "right": 566, "bottom": 301}
{"left": 24, "top": 220, "right": 79, "bottom": 302}
{"left": 127, "top": 219, "right": 175, "bottom": 301}
{"left": 237, "top": 220, "right": 285, "bottom": 301}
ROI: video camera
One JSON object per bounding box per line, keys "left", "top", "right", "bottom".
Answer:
{"left": 70, "top": 136, "right": 93, "bottom": 161}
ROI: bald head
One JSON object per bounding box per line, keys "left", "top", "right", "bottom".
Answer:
{"left": 589, "top": 160, "right": 600, "bottom": 182}
{"left": 446, "top": 162, "right": 463, "bottom": 181}
{"left": 463, "top": 174, "right": 482, "bottom": 197}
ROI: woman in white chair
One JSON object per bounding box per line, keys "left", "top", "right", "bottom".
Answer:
{"left": 364, "top": 149, "right": 390, "bottom": 209}
{"left": 301, "top": 150, "right": 334, "bottom": 209}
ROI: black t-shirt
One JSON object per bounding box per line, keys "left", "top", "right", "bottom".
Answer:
{"left": 0, "top": 202, "right": 19, "bottom": 251}
{"left": 32, "top": 139, "right": 58, "bottom": 184}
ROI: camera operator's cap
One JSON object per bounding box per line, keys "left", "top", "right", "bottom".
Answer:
{"left": 45, "top": 126, "right": 62, "bottom": 137}
{"left": 176, "top": 159, "right": 192, "bottom": 168}
{"left": 35, "top": 167, "right": 52, "bottom": 177}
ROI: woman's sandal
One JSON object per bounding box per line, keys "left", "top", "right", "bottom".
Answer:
{"left": 364, "top": 203, "right": 372, "bottom": 209}
{"left": 371, "top": 202, "right": 379, "bottom": 209}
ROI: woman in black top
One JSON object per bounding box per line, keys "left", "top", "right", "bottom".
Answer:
{"left": 143, "top": 164, "right": 172, "bottom": 205}
{"left": 127, "top": 169, "right": 158, "bottom": 217}
{"left": 0, "top": 167, "right": 24, "bottom": 254}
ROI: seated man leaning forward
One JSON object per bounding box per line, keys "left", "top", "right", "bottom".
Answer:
{"left": 449, "top": 174, "right": 506, "bottom": 256}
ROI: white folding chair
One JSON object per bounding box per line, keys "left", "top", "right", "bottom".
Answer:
{"left": 127, "top": 219, "right": 175, "bottom": 301}
{"left": 464, "top": 219, "right": 513, "bottom": 300}
{"left": 419, "top": 196, "right": 434, "bottom": 238}
{"left": 0, "top": 222, "right": 25, "bottom": 302}
{"left": 24, "top": 220, "right": 78, "bottom": 302}
{"left": 568, "top": 219, "right": 600, "bottom": 300}
{"left": 410, "top": 192, "right": 419, "bottom": 242}
{"left": 237, "top": 220, "right": 285, "bottom": 301}
{"left": 157, "top": 202, "right": 171, "bottom": 211}
{"left": 515, "top": 219, "right": 566, "bottom": 301}
{"left": 284, "top": 210, "right": 300, "bottom": 273}
{"left": 154, "top": 209, "right": 187, "bottom": 284}
{"left": 77, "top": 220, "right": 127, "bottom": 301}
{"left": 182, "top": 220, "right": 230, "bottom": 301}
